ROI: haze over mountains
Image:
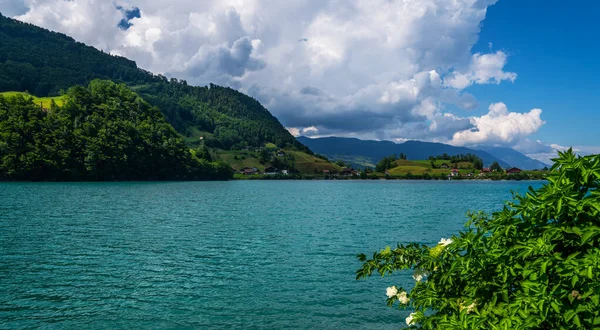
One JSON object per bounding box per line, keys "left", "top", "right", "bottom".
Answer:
{"left": 297, "top": 136, "right": 548, "bottom": 170}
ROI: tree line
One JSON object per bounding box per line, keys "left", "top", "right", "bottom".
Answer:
{"left": 0, "top": 80, "right": 232, "bottom": 181}
{"left": 375, "top": 153, "right": 407, "bottom": 172}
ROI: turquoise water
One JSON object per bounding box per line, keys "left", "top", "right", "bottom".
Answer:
{"left": 0, "top": 181, "right": 542, "bottom": 329}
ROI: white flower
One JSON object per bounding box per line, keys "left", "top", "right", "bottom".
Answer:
{"left": 386, "top": 286, "right": 398, "bottom": 298}
{"left": 405, "top": 312, "right": 417, "bottom": 326}
{"left": 412, "top": 268, "right": 429, "bottom": 282}
{"left": 438, "top": 238, "right": 453, "bottom": 247}
{"left": 466, "top": 301, "right": 477, "bottom": 314}
{"left": 459, "top": 300, "right": 477, "bottom": 314}
{"left": 397, "top": 291, "right": 409, "bottom": 304}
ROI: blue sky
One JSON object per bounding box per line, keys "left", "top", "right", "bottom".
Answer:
{"left": 470, "top": 0, "right": 600, "bottom": 147}
{"left": 1, "top": 0, "right": 598, "bottom": 161}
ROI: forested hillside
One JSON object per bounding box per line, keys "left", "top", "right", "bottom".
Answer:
{"left": 0, "top": 80, "right": 231, "bottom": 181}
{"left": 0, "top": 13, "right": 305, "bottom": 151}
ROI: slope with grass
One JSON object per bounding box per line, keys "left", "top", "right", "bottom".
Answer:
{"left": 217, "top": 149, "right": 342, "bottom": 174}
{"left": 0, "top": 91, "right": 65, "bottom": 109}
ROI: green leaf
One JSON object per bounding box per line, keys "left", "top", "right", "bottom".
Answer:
{"left": 551, "top": 301, "right": 560, "bottom": 313}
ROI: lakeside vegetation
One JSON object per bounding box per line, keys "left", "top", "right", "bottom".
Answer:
{"left": 357, "top": 150, "right": 600, "bottom": 329}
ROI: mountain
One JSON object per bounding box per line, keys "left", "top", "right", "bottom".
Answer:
{"left": 296, "top": 136, "right": 511, "bottom": 168}
{"left": 0, "top": 13, "right": 306, "bottom": 152}
{"left": 474, "top": 146, "right": 549, "bottom": 170}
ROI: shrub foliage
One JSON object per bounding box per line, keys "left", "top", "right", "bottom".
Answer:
{"left": 357, "top": 150, "right": 600, "bottom": 329}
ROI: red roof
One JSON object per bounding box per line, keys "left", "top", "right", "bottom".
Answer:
{"left": 506, "top": 167, "right": 522, "bottom": 174}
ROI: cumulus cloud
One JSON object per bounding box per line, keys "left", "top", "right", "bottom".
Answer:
{"left": 446, "top": 51, "right": 517, "bottom": 90}
{"left": 174, "top": 36, "right": 266, "bottom": 82}
{"left": 7, "top": 0, "right": 550, "bottom": 147}
{"left": 449, "top": 102, "right": 545, "bottom": 146}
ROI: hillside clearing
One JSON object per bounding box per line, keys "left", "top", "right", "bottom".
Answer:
{"left": 0, "top": 91, "right": 65, "bottom": 109}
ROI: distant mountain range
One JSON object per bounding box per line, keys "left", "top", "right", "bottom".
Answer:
{"left": 473, "top": 146, "right": 548, "bottom": 171}
{"left": 297, "top": 136, "right": 548, "bottom": 170}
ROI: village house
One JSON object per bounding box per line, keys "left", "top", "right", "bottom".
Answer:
{"left": 264, "top": 166, "right": 279, "bottom": 175}
{"left": 240, "top": 167, "right": 259, "bottom": 175}
{"left": 277, "top": 150, "right": 286, "bottom": 157}
{"left": 451, "top": 168, "right": 460, "bottom": 177}
{"left": 506, "top": 167, "right": 522, "bottom": 174}
{"left": 441, "top": 163, "right": 449, "bottom": 169}
{"left": 281, "top": 169, "right": 289, "bottom": 175}
{"left": 341, "top": 167, "right": 354, "bottom": 176}
{"left": 481, "top": 168, "right": 491, "bottom": 174}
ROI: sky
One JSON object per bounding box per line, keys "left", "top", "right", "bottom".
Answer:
{"left": 1, "top": 0, "right": 598, "bottom": 163}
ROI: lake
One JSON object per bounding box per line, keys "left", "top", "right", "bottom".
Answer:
{"left": 0, "top": 180, "right": 543, "bottom": 329}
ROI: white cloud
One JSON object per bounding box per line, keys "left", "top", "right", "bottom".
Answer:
{"left": 8, "top": 0, "right": 553, "bottom": 147}
{"left": 286, "top": 127, "right": 300, "bottom": 137}
{"left": 0, "top": 0, "right": 28, "bottom": 16}
{"left": 446, "top": 51, "right": 517, "bottom": 90}
{"left": 449, "top": 102, "right": 545, "bottom": 146}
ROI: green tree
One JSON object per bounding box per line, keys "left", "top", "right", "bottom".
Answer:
{"left": 196, "top": 143, "right": 212, "bottom": 162}
{"left": 357, "top": 150, "right": 600, "bottom": 329}
{"left": 376, "top": 154, "right": 398, "bottom": 172}
{"left": 490, "top": 161, "right": 503, "bottom": 172}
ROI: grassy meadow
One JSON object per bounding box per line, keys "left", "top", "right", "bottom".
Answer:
{"left": 0, "top": 91, "right": 65, "bottom": 109}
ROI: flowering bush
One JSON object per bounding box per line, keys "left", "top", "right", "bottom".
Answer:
{"left": 357, "top": 150, "right": 600, "bottom": 329}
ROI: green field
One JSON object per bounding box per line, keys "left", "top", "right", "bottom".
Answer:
{"left": 0, "top": 91, "right": 65, "bottom": 108}
{"left": 412, "top": 159, "right": 476, "bottom": 169}
{"left": 386, "top": 159, "right": 478, "bottom": 176}
{"left": 218, "top": 150, "right": 266, "bottom": 171}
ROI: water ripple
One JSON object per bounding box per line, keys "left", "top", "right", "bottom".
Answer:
{"left": 0, "top": 181, "right": 541, "bottom": 329}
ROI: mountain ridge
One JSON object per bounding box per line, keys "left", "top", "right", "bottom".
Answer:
{"left": 473, "top": 145, "right": 549, "bottom": 170}
{"left": 297, "top": 136, "right": 546, "bottom": 170}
